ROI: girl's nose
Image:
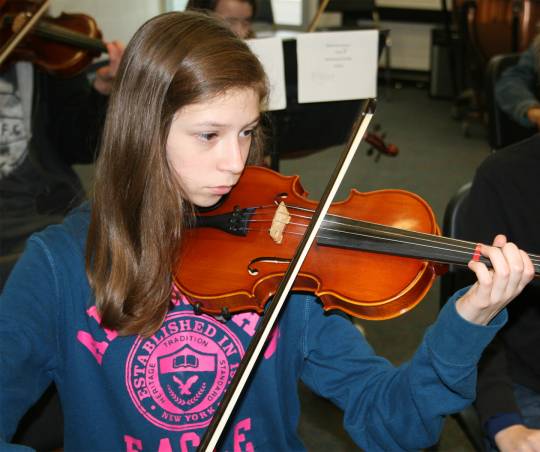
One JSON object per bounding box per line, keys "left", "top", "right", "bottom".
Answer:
{"left": 219, "top": 137, "right": 247, "bottom": 174}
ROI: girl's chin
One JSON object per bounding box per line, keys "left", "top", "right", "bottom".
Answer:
{"left": 191, "top": 194, "right": 222, "bottom": 208}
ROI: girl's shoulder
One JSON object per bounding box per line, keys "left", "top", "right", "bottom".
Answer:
{"left": 29, "top": 202, "right": 91, "bottom": 264}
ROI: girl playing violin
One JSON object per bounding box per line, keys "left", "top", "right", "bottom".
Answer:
{"left": 0, "top": 11, "right": 535, "bottom": 451}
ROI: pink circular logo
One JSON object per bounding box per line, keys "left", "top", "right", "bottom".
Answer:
{"left": 126, "top": 311, "right": 244, "bottom": 431}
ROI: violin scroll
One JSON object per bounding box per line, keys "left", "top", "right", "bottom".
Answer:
{"left": 364, "top": 124, "right": 399, "bottom": 161}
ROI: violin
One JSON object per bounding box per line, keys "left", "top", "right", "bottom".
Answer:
{"left": 0, "top": 0, "right": 106, "bottom": 76}
{"left": 174, "top": 165, "right": 540, "bottom": 321}
{"left": 364, "top": 128, "right": 399, "bottom": 160}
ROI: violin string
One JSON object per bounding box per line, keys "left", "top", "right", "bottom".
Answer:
{"left": 244, "top": 205, "right": 540, "bottom": 266}
{"left": 248, "top": 204, "right": 499, "bottom": 256}
{"left": 290, "top": 204, "right": 540, "bottom": 265}
{"left": 321, "top": 215, "right": 540, "bottom": 265}
{"left": 248, "top": 205, "right": 479, "bottom": 255}
{"left": 249, "top": 223, "right": 487, "bottom": 262}
{"left": 245, "top": 203, "right": 540, "bottom": 266}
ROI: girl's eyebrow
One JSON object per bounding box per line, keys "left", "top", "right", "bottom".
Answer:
{"left": 193, "top": 116, "right": 260, "bottom": 128}
{"left": 192, "top": 122, "right": 227, "bottom": 127}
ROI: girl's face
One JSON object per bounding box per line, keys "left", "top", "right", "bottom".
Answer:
{"left": 166, "top": 88, "right": 260, "bottom": 207}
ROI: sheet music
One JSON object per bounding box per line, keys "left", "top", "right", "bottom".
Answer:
{"left": 247, "top": 37, "right": 287, "bottom": 111}
{"left": 296, "top": 30, "right": 379, "bottom": 103}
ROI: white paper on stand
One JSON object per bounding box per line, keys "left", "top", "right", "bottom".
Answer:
{"left": 247, "top": 37, "right": 287, "bottom": 111}
{"left": 296, "top": 30, "right": 379, "bottom": 103}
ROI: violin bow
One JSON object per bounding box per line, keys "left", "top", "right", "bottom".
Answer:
{"left": 198, "top": 99, "right": 377, "bottom": 452}
{"left": 0, "top": 0, "right": 51, "bottom": 66}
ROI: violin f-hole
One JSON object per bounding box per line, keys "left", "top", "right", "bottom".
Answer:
{"left": 247, "top": 257, "right": 292, "bottom": 275}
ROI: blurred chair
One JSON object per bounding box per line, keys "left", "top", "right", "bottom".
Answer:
{"left": 12, "top": 384, "right": 63, "bottom": 451}
{"left": 438, "top": 182, "right": 484, "bottom": 452}
{"left": 485, "top": 53, "right": 535, "bottom": 150}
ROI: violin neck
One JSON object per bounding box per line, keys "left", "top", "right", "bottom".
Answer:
{"left": 4, "top": 15, "right": 106, "bottom": 54}
{"left": 317, "top": 215, "right": 540, "bottom": 275}
{"left": 35, "top": 21, "right": 106, "bottom": 53}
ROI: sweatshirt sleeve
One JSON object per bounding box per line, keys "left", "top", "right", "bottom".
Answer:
{"left": 495, "top": 46, "right": 540, "bottom": 128}
{"left": 0, "top": 236, "right": 60, "bottom": 444}
{"left": 300, "top": 289, "right": 506, "bottom": 451}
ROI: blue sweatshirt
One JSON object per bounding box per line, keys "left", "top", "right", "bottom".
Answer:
{"left": 0, "top": 205, "right": 506, "bottom": 451}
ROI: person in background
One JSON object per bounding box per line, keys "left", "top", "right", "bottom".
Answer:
{"left": 459, "top": 134, "right": 540, "bottom": 451}
{"left": 187, "top": 0, "right": 256, "bottom": 38}
{"left": 495, "top": 35, "right": 540, "bottom": 129}
{"left": 0, "top": 37, "right": 124, "bottom": 289}
{"left": 0, "top": 11, "right": 535, "bottom": 451}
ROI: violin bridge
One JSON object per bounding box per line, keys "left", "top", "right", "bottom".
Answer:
{"left": 269, "top": 201, "right": 290, "bottom": 244}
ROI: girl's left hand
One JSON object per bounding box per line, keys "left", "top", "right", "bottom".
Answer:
{"left": 455, "top": 234, "right": 535, "bottom": 325}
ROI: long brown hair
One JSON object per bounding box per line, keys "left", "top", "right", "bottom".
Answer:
{"left": 86, "top": 11, "right": 268, "bottom": 336}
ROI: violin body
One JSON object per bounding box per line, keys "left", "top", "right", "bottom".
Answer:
{"left": 0, "top": 0, "right": 105, "bottom": 76}
{"left": 175, "top": 166, "right": 444, "bottom": 320}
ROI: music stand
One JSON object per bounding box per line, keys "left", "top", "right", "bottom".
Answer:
{"left": 267, "top": 29, "right": 389, "bottom": 170}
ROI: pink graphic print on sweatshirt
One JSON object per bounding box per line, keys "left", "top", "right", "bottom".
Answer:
{"left": 77, "top": 287, "right": 281, "bottom": 445}
{"left": 125, "top": 311, "right": 245, "bottom": 432}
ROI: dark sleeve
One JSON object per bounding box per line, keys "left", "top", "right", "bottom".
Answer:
{"left": 458, "top": 163, "right": 519, "bottom": 426}
{"left": 43, "top": 71, "right": 108, "bottom": 165}
{"left": 459, "top": 165, "right": 510, "bottom": 245}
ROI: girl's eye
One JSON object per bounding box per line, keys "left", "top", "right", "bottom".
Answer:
{"left": 240, "top": 128, "right": 255, "bottom": 138}
{"left": 198, "top": 132, "right": 217, "bottom": 142}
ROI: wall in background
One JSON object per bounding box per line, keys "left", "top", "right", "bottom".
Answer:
{"left": 49, "top": 0, "right": 163, "bottom": 43}
{"left": 315, "top": 0, "right": 444, "bottom": 71}
{"left": 48, "top": 0, "right": 438, "bottom": 73}
{"left": 379, "top": 21, "right": 435, "bottom": 70}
